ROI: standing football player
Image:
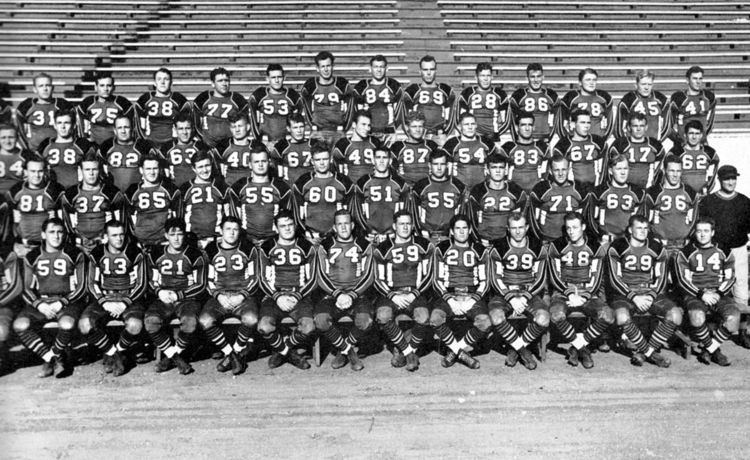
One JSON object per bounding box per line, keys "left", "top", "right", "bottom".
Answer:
{"left": 272, "top": 114, "right": 315, "bottom": 187}
{"left": 0, "top": 125, "right": 28, "bottom": 196}
{"left": 332, "top": 110, "right": 384, "bottom": 184}
{"left": 15, "top": 73, "right": 72, "bottom": 152}
{"left": 77, "top": 72, "right": 135, "bottom": 146}
{"left": 558, "top": 68, "right": 613, "bottom": 140}
{"left": 589, "top": 154, "right": 645, "bottom": 244}
{"left": 668, "top": 120, "right": 718, "bottom": 195}
{"left": 182, "top": 150, "right": 234, "bottom": 248}
{"left": 301, "top": 51, "right": 353, "bottom": 149}
{"left": 161, "top": 113, "right": 213, "bottom": 188}
{"left": 135, "top": 67, "right": 192, "bottom": 148}
{"left": 617, "top": 69, "right": 669, "bottom": 142}
{"left": 552, "top": 109, "right": 607, "bottom": 187}
{"left": 354, "top": 55, "right": 403, "bottom": 145}
{"left": 249, "top": 64, "right": 303, "bottom": 149}
{"left": 193, "top": 67, "right": 250, "bottom": 148}
{"left": 509, "top": 63, "right": 558, "bottom": 143}
{"left": 669, "top": 66, "right": 716, "bottom": 144}
{"left": 457, "top": 62, "right": 509, "bottom": 142}
{"left": 101, "top": 115, "right": 162, "bottom": 192}
{"left": 37, "top": 110, "right": 99, "bottom": 188}
{"left": 402, "top": 55, "right": 456, "bottom": 146}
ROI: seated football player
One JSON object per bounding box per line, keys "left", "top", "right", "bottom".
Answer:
{"left": 589, "top": 153, "right": 645, "bottom": 244}
{"left": 257, "top": 211, "right": 317, "bottom": 370}
{"left": 548, "top": 212, "right": 614, "bottom": 368}
{"left": 101, "top": 115, "right": 162, "bottom": 192}
{"left": 668, "top": 120, "right": 718, "bottom": 195}
{"left": 608, "top": 112, "right": 665, "bottom": 190}
{"left": 443, "top": 113, "right": 497, "bottom": 189}
{"left": 412, "top": 149, "right": 465, "bottom": 244}
{"left": 391, "top": 111, "right": 437, "bottom": 187}
{"left": 552, "top": 109, "right": 607, "bottom": 188}
{"left": 488, "top": 212, "right": 549, "bottom": 370}
{"left": 432, "top": 214, "right": 491, "bottom": 369}
{"left": 332, "top": 110, "right": 384, "bottom": 184}
{"left": 675, "top": 217, "right": 740, "bottom": 366}
{"left": 37, "top": 110, "right": 99, "bottom": 189}
{"left": 200, "top": 216, "right": 260, "bottom": 375}
{"left": 82, "top": 219, "right": 147, "bottom": 376}
{"left": 607, "top": 215, "right": 683, "bottom": 368}
{"left": 77, "top": 71, "right": 135, "bottom": 146}
{"left": 181, "top": 150, "right": 233, "bottom": 248}
{"left": 145, "top": 218, "right": 207, "bottom": 375}
{"left": 216, "top": 112, "right": 255, "bottom": 186}
{"left": 315, "top": 210, "right": 373, "bottom": 371}
{"left": 13, "top": 218, "right": 86, "bottom": 377}
{"left": 15, "top": 73, "right": 72, "bottom": 152}
{"left": 272, "top": 113, "right": 315, "bottom": 187}
{"left": 193, "top": 67, "right": 249, "bottom": 148}
{"left": 501, "top": 111, "right": 548, "bottom": 194}
{"left": 135, "top": 67, "right": 192, "bottom": 149}
{"left": 162, "top": 113, "right": 213, "bottom": 188}
{"left": 0, "top": 124, "right": 27, "bottom": 196}
{"left": 373, "top": 210, "right": 433, "bottom": 372}
{"left": 0, "top": 246, "right": 22, "bottom": 374}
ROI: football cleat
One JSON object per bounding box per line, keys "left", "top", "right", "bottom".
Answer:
{"left": 737, "top": 330, "right": 750, "bottom": 349}
{"left": 229, "top": 352, "right": 246, "bottom": 375}
{"left": 112, "top": 351, "right": 126, "bottom": 377}
{"left": 216, "top": 354, "right": 233, "bottom": 373}
{"left": 710, "top": 349, "right": 731, "bottom": 367}
{"left": 155, "top": 355, "right": 174, "bottom": 373}
{"left": 55, "top": 349, "right": 74, "bottom": 378}
{"left": 697, "top": 348, "right": 711, "bottom": 365}
{"left": 441, "top": 349, "right": 458, "bottom": 368}
{"left": 630, "top": 352, "right": 646, "bottom": 367}
{"left": 286, "top": 350, "right": 310, "bottom": 370}
{"left": 390, "top": 348, "right": 406, "bottom": 368}
{"left": 102, "top": 354, "right": 114, "bottom": 374}
{"left": 518, "top": 347, "right": 537, "bottom": 370}
{"left": 578, "top": 346, "right": 594, "bottom": 369}
{"left": 174, "top": 354, "right": 195, "bottom": 375}
{"left": 456, "top": 350, "right": 480, "bottom": 370}
{"left": 566, "top": 347, "right": 579, "bottom": 367}
{"left": 505, "top": 348, "right": 519, "bottom": 367}
{"left": 646, "top": 351, "right": 671, "bottom": 368}
{"left": 39, "top": 357, "right": 56, "bottom": 378}
{"left": 268, "top": 352, "right": 285, "bottom": 369}
{"left": 347, "top": 348, "right": 364, "bottom": 372}
{"left": 597, "top": 341, "right": 611, "bottom": 353}
{"left": 211, "top": 350, "right": 225, "bottom": 360}
{"left": 330, "top": 351, "right": 348, "bottom": 370}
{"left": 405, "top": 352, "right": 419, "bottom": 372}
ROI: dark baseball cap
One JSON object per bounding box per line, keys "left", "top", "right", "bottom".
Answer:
{"left": 717, "top": 165, "right": 740, "bottom": 180}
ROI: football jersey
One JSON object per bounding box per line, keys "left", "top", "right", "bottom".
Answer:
{"left": 670, "top": 143, "right": 719, "bottom": 195}
{"left": 135, "top": 91, "right": 191, "bottom": 146}
{"left": 77, "top": 95, "right": 134, "bottom": 146}
{"left": 161, "top": 138, "right": 212, "bottom": 187}
{"left": 0, "top": 98, "right": 12, "bottom": 126}
{"left": 181, "top": 178, "right": 233, "bottom": 239}
{"left": 248, "top": 86, "right": 303, "bottom": 142}
{"left": 88, "top": 241, "right": 147, "bottom": 302}
{"left": 259, "top": 237, "right": 316, "bottom": 298}
{"left": 675, "top": 242, "right": 734, "bottom": 296}
{"left": 609, "top": 136, "right": 665, "bottom": 189}
{"left": 434, "top": 239, "right": 490, "bottom": 300}
{"left": 294, "top": 172, "right": 353, "bottom": 235}
{"left": 373, "top": 235, "right": 433, "bottom": 295}
{"left": 489, "top": 236, "right": 547, "bottom": 299}
{"left": 467, "top": 180, "right": 527, "bottom": 243}
{"left": 61, "top": 182, "right": 126, "bottom": 240}
{"left": 215, "top": 138, "right": 253, "bottom": 186}
{"left": 391, "top": 138, "right": 437, "bottom": 186}
{"left": 617, "top": 91, "right": 669, "bottom": 140}
{"left": 331, "top": 135, "right": 384, "bottom": 184}
{"left": 101, "top": 138, "right": 160, "bottom": 192}
{"left": 149, "top": 244, "right": 206, "bottom": 299}
{"left": 272, "top": 138, "right": 314, "bottom": 186}
{"left": 412, "top": 176, "right": 465, "bottom": 237}
{"left": 402, "top": 82, "right": 456, "bottom": 133}
{"left": 206, "top": 239, "right": 258, "bottom": 296}
{"left": 0, "top": 252, "right": 22, "bottom": 308}
{"left": 558, "top": 89, "right": 613, "bottom": 138}
{"left": 300, "top": 77, "right": 352, "bottom": 131}
{"left": 553, "top": 134, "right": 606, "bottom": 186}
{"left": 501, "top": 139, "right": 547, "bottom": 193}
{"left": 15, "top": 97, "right": 72, "bottom": 152}
{"left": 230, "top": 176, "right": 293, "bottom": 240}
{"left": 23, "top": 245, "right": 86, "bottom": 304}
{"left": 547, "top": 236, "right": 606, "bottom": 297}
{"left": 607, "top": 237, "right": 668, "bottom": 298}
{"left": 192, "top": 91, "right": 249, "bottom": 147}
{"left": 354, "top": 78, "right": 402, "bottom": 134}
{"left": 443, "top": 135, "right": 496, "bottom": 189}
{"left": 126, "top": 180, "right": 182, "bottom": 245}
{"left": 37, "top": 137, "right": 99, "bottom": 188}
{"left": 0, "top": 150, "right": 27, "bottom": 195}
{"left": 317, "top": 235, "right": 373, "bottom": 296}
{"left": 645, "top": 183, "right": 698, "bottom": 247}
{"left": 509, "top": 87, "right": 558, "bottom": 141}
{"left": 669, "top": 89, "right": 716, "bottom": 142}
{"left": 9, "top": 180, "right": 64, "bottom": 242}
{"left": 529, "top": 180, "right": 588, "bottom": 241}
{"left": 458, "top": 86, "right": 509, "bottom": 138}
{"left": 589, "top": 182, "right": 645, "bottom": 239}
{"left": 353, "top": 173, "right": 410, "bottom": 235}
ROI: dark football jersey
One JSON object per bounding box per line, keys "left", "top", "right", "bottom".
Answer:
{"left": 38, "top": 137, "right": 99, "bottom": 188}
{"left": 88, "top": 241, "right": 146, "bottom": 302}
{"left": 0, "top": 252, "right": 22, "bottom": 308}
{"left": 259, "top": 237, "right": 316, "bottom": 298}
{"left": 126, "top": 180, "right": 182, "bottom": 245}
{"left": 249, "top": 86, "right": 303, "bottom": 142}
{"left": 607, "top": 237, "right": 668, "bottom": 298}
{"left": 458, "top": 86, "right": 509, "bottom": 138}
{"left": 216, "top": 138, "right": 253, "bottom": 186}
{"left": 548, "top": 236, "right": 606, "bottom": 297}
{"left": 353, "top": 77, "right": 403, "bottom": 134}
{"left": 331, "top": 135, "right": 383, "bottom": 184}
{"left": 77, "top": 95, "right": 134, "bottom": 146}
{"left": 272, "top": 138, "right": 314, "bottom": 186}
{"left": 294, "top": 172, "right": 353, "bottom": 235}
{"left": 467, "top": 180, "right": 527, "bottom": 242}
{"left": 490, "top": 236, "right": 547, "bottom": 299}
{"left": 162, "top": 138, "right": 211, "bottom": 187}
{"left": 181, "top": 178, "right": 233, "bottom": 239}
{"left": 553, "top": 135, "right": 606, "bottom": 186}
{"left": 149, "top": 244, "right": 206, "bottom": 299}
{"left": 373, "top": 235, "right": 433, "bottom": 295}
{"left": 193, "top": 91, "right": 249, "bottom": 147}
{"left": 589, "top": 182, "right": 644, "bottom": 239}
{"left": 501, "top": 140, "right": 547, "bottom": 193}
{"left": 617, "top": 91, "right": 669, "bottom": 140}
{"left": 529, "top": 180, "right": 588, "bottom": 241}
{"left": 135, "top": 91, "right": 191, "bottom": 146}
{"left": 669, "top": 89, "right": 716, "bottom": 142}
{"left": 301, "top": 77, "right": 352, "bottom": 131}
{"left": 101, "top": 138, "right": 159, "bottom": 192}
{"left": 509, "top": 87, "right": 558, "bottom": 141}
{"left": 434, "top": 239, "right": 490, "bottom": 299}
{"left": 230, "top": 176, "right": 293, "bottom": 240}
{"left": 391, "top": 139, "right": 437, "bottom": 186}
{"left": 23, "top": 245, "right": 86, "bottom": 304}
{"left": 206, "top": 239, "right": 258, "bottom": 296}
{"left": 402, "top": 82, "right": 455, "bottom": 133}
{"left": 9, "top": 180, "right": 64, "bottom": 242}
{"left": 15, "top": 97, "right": 72, "bottom": 152}
{"left": 670, "top": 143, "right": 719, "bottom": 195}
{"left": 645, "top": 183, "right": 698, "bottom": 246}
{"left": 353, "top": 173, "right": 410, "bottom": 235}
{"left": 443, "top": 135, "right": 496, "bottom": 189}
{"left": 609, "top": 136, "right": 665, "bottom": 189}
{"left": 412, "top": 176, "right": 465, "bottom": 237}
{"left": 558, "top": 90, "right": 613, "bottom": 138}
{"left": 0, "top": 150, "right": 27, "bottom": 195}
{"left": 675, "top": 242, "right": 734, "bottom": 296}
{"left": 317, "top": 235, "right": 373, "bottom": 296}
{"left": 62, "top": 182, "right": 126, "bottom": 240}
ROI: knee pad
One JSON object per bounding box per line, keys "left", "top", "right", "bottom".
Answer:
{"left": 12, "top": 317, "right": 30, "bottom": 333}
{"left": 298, "top": 317, "right": 315, "bottom": 336}
{"left": 376, "top": 306, "right": 394, "bottom": 324}
{"left": 240, "top": 312, "right": 258, "bottom": 328}
{"left": 725, "top": 314, "right": 741, "bottom": 333}
{"left": 688, "top": 310, "right": 706, "bottom": 328}
{"left": 599, "top": 307, "right": 615, "bottom": 325}
{"left": 489, "top": 308, "right": 506, "bottom": 326}
{"left": 179, "top": 315, "right": 198, "bottom": 334}
{"left": 313, "top": 313, "right": 333, "bottom": 332}
{"left": 549, "top": 306, "right": 567, "bottom": 324}
{"left": 429, "top": 309, "right": 447, "bottom": 328}
{"left": 124, "top": 318, "right": 143, "bottom": 335}
{"left": 258, "top": 317, "right": 276, "bottom": 335}
{"left": 354, "top": 312, "right": 372, "bottom": 331}
{"left": 413, "top": 307, "right": 430, "bottom": 325}
{"left": 57, "top": 315, "right": 76, "bottom": 331}
{"left": 666, "top": 307, "right": 683, "bottom": 326}
{"left": 144, "top": 315, "right": 164, "bottom": 334}
{"left": 474, "top": 314, "right": 491, "bottom": 332}
{"left": 78, "top": 316, "right": 94, "bottom": 335}
{"left": 534, "top": 310, "right": 550, "bottom": 328}
{"left": 0, "top": 323, "right": 8, "bottom": 342}
{"left": 614, "top": 308, "right": 630, "bottom": 326}
{"left": 198, "top": 314, "right": 216, "bottom": 330}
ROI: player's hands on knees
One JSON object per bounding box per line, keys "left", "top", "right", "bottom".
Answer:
{"left": 509, "top": 296, "right": 526, "bottom": 315}
{"left": 567, "top": 293, "right": 586, "bottom": 308}
{"left": 336, "top": 293, "right": 353, "bottom": 310}
{"left": 632, "top": 295, "right": 652, "bottom": 312}
{"left": 702, "top": 290, "right": 720, "bottom": 306}
{"left": 277, "top": 295, "right": 298, "bottom": 312}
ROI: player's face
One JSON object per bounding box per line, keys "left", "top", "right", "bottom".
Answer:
{"left": 687, "top": 72, "right": 704, "bottom": 92}
{"left": 33, "top": 77, "right": 53, "bottom": 100}
{"left": 664, "top": 162, "right": 682, "bottom": 186}
{"left": 550, "top": 159, "right": 569, "bottom": 185}
{"left": 276, "top": 217, "right": 296, "bottom": 240}
{"left": 288, "top": 121, "right": 306, "bottom": 141}
{"left": 685, "top": 128, "right": 703, "bottom": 147}
{"left": 393, "top": 215, "right": 413, "bottom": 239}
{"left": 26, "top": 161, "right": 45, "bottom": 187}
{"left": 629, "top": 119, "right": 647, "bottom": 140}
{"left": 250, "top": 151, "right": 269, "bottom": 176}
{"left": 527, "top": 70, "right": 543, "bottom": 91}
{"left": 165, "top": 227, "right": 185, "bottom": 250}
{"left": 580, "top": 73, "right": 597, "bottom": 93}
{"left": 720, "top": 176, "right": 737, "bottom": 194}
{"left": 80, "top": 160, "right": 100, "bottom": 186}
{"left": 574, "top": 115, "right": 591, "bottom": 137}
{"left": 0, "top": 128, "right": 17, "bottom": 151}
{"left": 115, "top": 118, "right": 133, "bottom": 142}
{"left": 373, "top": 150, "right": 391, "bottom": 174}
{"left": 629, "top": 221, "right": 649, "bottom": 243}
{"left": 212, "top": 73, "right": 231, "bottom": 96}
{"left": 95, "top": 78, "right": 114, "bottom": 99}
{"left": 221, "top": 222, "right": 240, "bottom": 245}
{"left": 353, "top": 116, "right": 371, "bottom": 139}
{"left": 694, "top": 222, "right": 714, "bottom": 246}
{"left": 429, "top": 156, "right": 448, "bottom": 179}
{"left": 312, "top": 151, "right": 331, "bottom": 174}
{"left": 141, "top": 159, "right": 161, "bottom": 184}
{"left": 54, "top": 115, "right": 74, "bottom": 138}
{"left": 370, "top": 60, "right": 387, "bottom": 81}
{"left": 42, "top": 223, "right": 65, "bottom": 250}
{"left": 610, "top": 160, "right": 630, "bottom": 185}
{"left": 230, "top": 119, "right": 249, "bottom": 140}
{"left": 419, "top": 60, "right": 437, "bottom": 85}
{"left": 406, "top": 120, "right": 425, "bottom": 141}
{"left": 154, "top": 71, "right": 172, "bottom": 95}
{"left": 517, "top": 118, "right": 534, "bottom": 140}
{"left": 487, "top": 162, "right": 506, "bottom": 182}
{"left": 565, "top": 218, "right": 585, "bottom": 244}
{"left": 106, "top": 225, "right": 126, "bottom": 251}
{"left": 175, "top": 121, "right": 193, "bottom": 143}
{"left": 267, "top": 69, "right": 285, "bottom": 91}
{"left": 193, "top": 158, "right": 213, "bottom": 181}
{"left": 451, "top": 219, "right": 471, "bottom": 244}
{"left": 316, "top": 58, "right": 333, "bottom": 80}
{"left": 636, "top": 77, "right": 653, "bottom": 97}
{"left": 508, "top": 218, "right": 528, "bottom": 243}
{"left": 333, "top": 214, "right": 353, "bottom": 240}
{"left": 459, "top": 116, "right": 476, "bottom": 138}
{"left": 476, "top": 69, "right": 492, "bottom": 90}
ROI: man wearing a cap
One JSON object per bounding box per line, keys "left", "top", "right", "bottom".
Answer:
{"left": 699, "top": 164, "right": 750, "bottom": 348}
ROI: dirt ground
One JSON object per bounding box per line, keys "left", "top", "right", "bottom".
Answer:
{"left": 1, "top": 339, "right": 749, "bottom": 460}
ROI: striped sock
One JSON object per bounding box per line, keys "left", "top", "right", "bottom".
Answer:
{"left": 381, "top": 320, "right": 408, "bottom": 351}
{"left": 52, "top": 328, "right": 74, "bottom": 355}
{"left": 648, "top": 320, "right": 677, "bottom": 351}
{"left": 323, "top": 327, "right": 348, "bottom": 351}
{"left": 86, "top": 329, "right": 113, "bottom": 353}
{"left": 262, "top": 331, "right": 285, "bottom": 353}
{"left": 235, "top": 325, "right": 254, "bottom": 349}
{"left": 583, "top": 318, "right": 610, "bottom": 344}
{"left": 175, "top": 331, "right": 192, "bottom": 351}
{"left": 116, "top": 331, "right": 138, "bottom": 351}
{"left": 553, "top": 318, "right": 576, "bottom": 343}
{"left": 204, "top": 326, "right": 230, "bottom": 351}
{"left": 622, "top": 321, "right": 648, "bottom": 353}
{"left": 16, "top": 329, "right": 49, "bottom": 358}
{"left": 494, "top": 321, "right": 522, "bottom": 348}
{"left": 463, "top": 326, "right": 487, "bottom": 348}
{"left": 522, "top": 322, "right": 546, "bottom": 344}
{"left": 692, "top": 324, "right": 713, "bottom": 349}
{"left": 409, "top": 323, "right": 431, "bottom": 350}
{"left": 148, "top": 330, "right": 173, "bottom": 353}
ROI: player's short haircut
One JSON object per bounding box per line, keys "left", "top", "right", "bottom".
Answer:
{"left": 24, "top": 153, "right": 45, "bottom": 168}
{"left": 352, "top": 109, "right": 371, "bottom": 124}
{"left": 105, "top": 219, "right": 126, "bottom": 232}
{"left": 449, "top": 213, "right": 470, "bottom": 229}
{"left": 628, "top": 214, "right": 649, "bottom": 228}
{"left": 608, "top": 153, "right": 629, "bottom": 168}
{"left": 429, "top": 148, "right": 449, "bottom": 163}
{"left": 274, "top": 209, "right": 296, "bottom": 224}
{"left": 628, "top": 111, "right": 647, "bottom": 124}
{"left": 486, "top": 153, "right": 508, "bottom": 166}
{"left": 192, "top": 150, "right": 213, "bottom": 166}
{"left": 549, "top": 153, "right": 568, "bottom": 167}
{"left": 164, "top": 217, "right": 186, "bottom": 233}
{"left": 370, "top": 54, "right": 388, "bottom": 66}
{"left": 210, "top": 67, "right": 230, "bottom": 81}
{"left": 458, "top": 112, "right": 476, "bottom": 126}
{"left": 266, "top": 63, "right": 284, "bottom": 75}
{"left": 393, "top": 209, "right": 412, "bottom": 222}
{"left": 578, "top": 68, "right": 598, "bottom": 81}
{"left": 228, "top": 111, "right": 249, "bottom": 124}
{"left": 94, "top": 71, "right": 113, "bottom": 84}
{"left": 570, "top": 108, "right": 590, "bottom": 123}
{"left": 311, "top": 142, "right": 330, "bottom": 157}
{"left": 635, "top": 69, "right": 655, "bottom": 83}
{"left": 686, "top": 65, "right": 704, "bottom": 78}
{"left": 250, "top": 142, "right": 268, "bottom": 156}
{"left": 42, "top": 216, "right": 65, "bottom": 233}
{"left": 114, "top": 114, "right": 132, "bottom": 126}
{"left": 33, "top": 72, "right": 52, "bottom": 86}
{"left": 663, "top": 154, "right": 682, "bottom": 168}
{"left": 220, "top": 215, "right": 241, "bottom": 228}
{"left": 516, "top": 110, "right": 535, "bottom": 123}
{"left": 684, "top": 119, "right": 704, "bottom": 134}
{"left": 173, "top": 111, "right": 193, "bottom": 126}
{"left": 139, "top": 152, "right": 163, "bottom": 168}
{"left": 0, "top": 124, "right": 16, "bottom": 133}
{"left": 153, "top": 67, "right": 172, "bottom": 79}
{"left": 54, "top": 109, "right": 75, "bottom": 122}
{"left": 314, "top": 51, "right": 334, "bottom": 65}
{"left": 419, "top": 55, "right": 436, "bottom": 67}
{"left": 526, "top": 63, "right": 543, "bottom": 75}
{"left": 287, "top": 113, "right": 305, "bottom": 126}
{"left": 333, "top": 208, "right": 352, "bottom": 220}
{"left": 508, "top": 211, "right": 527, "bottom": 225}
{"left": 80, "top": 150, "right": 101, "bottom": 165}
{"left": 404, "top": 110, "right": 426, "bottom": 125}
{"left": 564, "top": 211, "right": 586, "bottom": 227}
{"left": 475, "top": 62, "right": 493, "bottom": 74}
{"left": 373, "top": 147, "right": 390, "bottom": 158}
{"left": 695, "top": 216, "right": 715, "bottom": 229}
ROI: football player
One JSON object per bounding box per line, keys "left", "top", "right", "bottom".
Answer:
{"left": 402, "top": 55, "right": 456, "bottom": 146}
{"left": 412, "top": 149, "right": 466, "bottom": 244}
{"left": 0, "top": 97, "right": 12, "bottom": 126}
{"left": 215, "top": 112, "right": 255, "bottom": 186}
{"left": 558, "top": 68, "right": 614, "bottom": 140}
{"left": 301, "top": 51, "right": 353, "bottom": 149}
{"left": 617, "top": 69, "right": 669, "bottom": 141}
{"left": 668, "top": 120, "right": 718, "bottom": 195}
{"left": 391, "top": 111, "right": 437, "bottom": 186}
{"left": 552, "top": 109, "right": 607, "bottom": 187}
{"left": 15, "top": 73, "right": 72, "bottom": 152}
{"left": 589, "top": 154, "right": 645, "bottom": 243}
{"left": 135, "top": 67, "right": 191, "bottom": 148}
{"left": 272, "top": 113, "right": 315, "bottom": 187}
{"left": 193, "top": 67, "right": 249, "bottom": 148}
{"left": 101, "top": 115, "right": 162, "bottom": 192}
{"left": 13, "top": 217, "right": 85, "bottom": 377}
{"left": 354, "top": 55, "right": 403, "bottom": 145}
{"left": 37, "top": 110, "right": 99, "bottom": 188}
{"left": 249, "top": 63, "right": 303, "bottom": 148}
{"left": 501, "top": 111, "right": 548, "bottom": 194}
{"left": 443, "top": 113, "right": 497, "bottom": 189}
{"left": 0, "top": 246, "right": 22, "bottom": 374}
{"left": 608, "top": 112, "right": 665, "bottom": 190}
{"left": 373, "top": 210, "right": 433, "bottom": 371}
{"left": 0, "top": 125, "right": 27, "bottom": 196}
{"left": 161, "top": 113, "right": 213, "bottom": 188}
{"left": 181, "top": 150, "right": 234, "bottom": 247}
{"left": 77, "top": 72, "right": 135, "bottom": 146}
{"left": 457, "top": 62, "right": 509, "bottom": 142}
{"left": 332, "top": 110, "right": 384, "bottom": 184}
{"left": 669, "top": 66, "right": 716, "bottom": 144}
{"left": 509, "top": 63, "right": 558, "bottom": 142}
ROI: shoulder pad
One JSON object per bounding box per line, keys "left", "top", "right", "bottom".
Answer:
{"left": 376, "top": 237, "right": 395, "bottom": 255}
{"left": 610, "top": 237, "right": 629, "bottom": 254}
{"left": 438, "top": 83, "right": 453, "bottom": 95}
{"left": 193, "top": 91, "right": 210, "bottom": 106}
{"left": 620, "top": 92, "right": 637, "bottom": 105}
{"left": 551, "top": 236, "right": 568, "bottom": 253}
{"left": 436, "top": 239, "right": 452, "bottom": 253}
{"left": 647, "top": 238, "right": 664, "bottom": 254}
{"left": 414, "top": 235, "right": 432, "bottom": 251}
{"left": 353, "top": 79, "right": 368, "bottom": 94}
{"left": 387, "top": 78, "right": 402, "bottom": 93}
{"left": 404, "top": 84, "right": 420, "bottom": 98}
{"left": 413, "top": 177, "right": 430, "bottom": 194}
{"left": 301, "top": 78, "right": 317, "bottom": 94}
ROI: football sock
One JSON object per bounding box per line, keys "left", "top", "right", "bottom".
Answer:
{"left": 381, "top": 320, "right": 408, "bottom": 352}
{"left": 87, "top": 329, "right": 113, "bottom": 353}
{"left": 435, "top": 323, "right": 460, "bottom": 353}
{"left": 52, "top": 328, "right": 73, "bottom": 355}
{"left": 235, "top": 325, "right": 254, "bottom": 349}
{"left": 692, "top": 323, "right": 713, "bottom": 349}
{"left": 16, "top": 329, "right": 49, "bottom": 358}
{"left": 622, "top": 321, "right": 648, "bottom": 353}
{"left": 648, "top": 320, "right": 677, "bottom": 351}
{"left": 583, "top": 317, "right": 609, "bottom": 344}
{"left": 204, "top": 325, "right": 230, "bottom": 352}
{"left": 409, "top": 323, "right": 430, "bottom": 350}
{"left": 175, "top": 331, "right": 191, "bottom": 352}
{"left": 522, "top": 321, "right": 546, "bottom": 344}
{"left": 553, "top": 318, "right": 576, "bottom": 343}
{"left": 148, "top": 329, "right": 173, "bottom": 353}
{"left": 494, "top": 321, "right": 522, "bottom": 349}
{"left": 322, "top": 326, "right": 348, "bottom": 352}
{"left": 116, "top": 331, "right": 138, "bottom": 351}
